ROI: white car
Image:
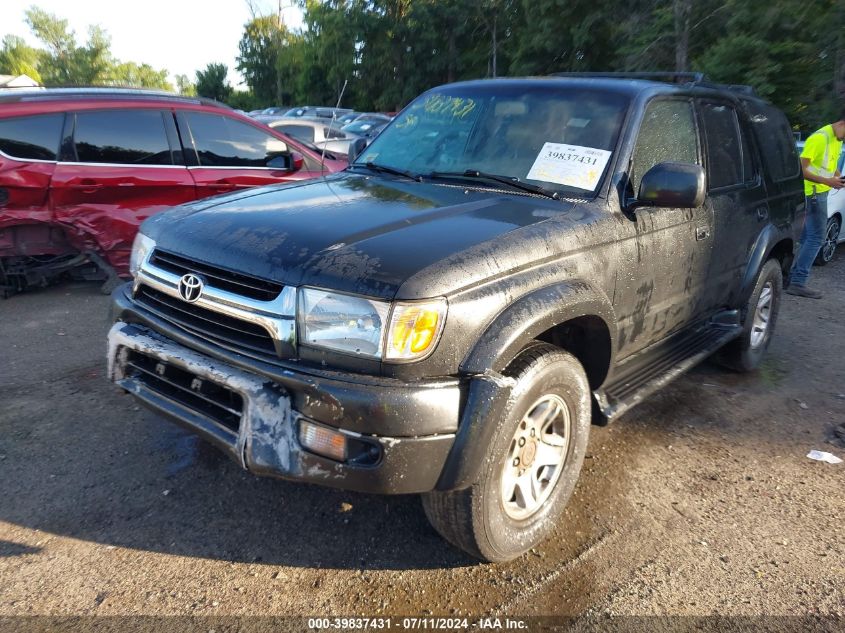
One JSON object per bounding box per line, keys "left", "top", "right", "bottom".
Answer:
{"left": 818, "top": 188, "right": 844, "bottom": 265}
{"left": 258, "top": 116, "right": 355, "bottom": 156}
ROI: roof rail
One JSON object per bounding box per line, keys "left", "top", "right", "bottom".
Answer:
{"left": 550, "top": 71, "right": 706, "bottom": 84}
{"left": 0, "top": 86, "right": 231, "bottom": 109}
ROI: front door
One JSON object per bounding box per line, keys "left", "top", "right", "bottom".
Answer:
{"left": 176, "top": 111, "right": 323, "bottom": 199}
{"left": 613, "top": 98, "right": 714, "bottom": 359}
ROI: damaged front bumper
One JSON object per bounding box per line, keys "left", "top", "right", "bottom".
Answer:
{"left": 107, "top": 321, "right": 458, "bottom": 494}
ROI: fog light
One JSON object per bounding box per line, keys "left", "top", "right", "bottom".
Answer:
{"left": 299, "top": 420, "right": 347, "bottom": 462}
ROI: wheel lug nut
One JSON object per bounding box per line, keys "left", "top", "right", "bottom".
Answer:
{"left": 530, "top": 429, "right": 536, "bottom": 437}
{"left": 518, "top": 437, "right": 526, "bottom": 446}
{"left": 513, "top": 457, "right": 520, "bottom": 467}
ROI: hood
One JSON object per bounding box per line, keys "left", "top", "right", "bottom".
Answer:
{"left": 142, "top": 174, "right": 580, "bottom": 299}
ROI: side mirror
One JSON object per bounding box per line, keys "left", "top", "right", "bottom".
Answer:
{"left": 634, "top": 162, "right": 705, "bottom": 209}
{"left": 347, "top": 137, "right": 368, "bottom": 164}
{"left": 266, "top": 151, "right": 303, "bottom": 172}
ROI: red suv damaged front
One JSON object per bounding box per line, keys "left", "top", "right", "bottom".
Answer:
{"left": 0, "top": 88, "right": 345, "bottom": 294}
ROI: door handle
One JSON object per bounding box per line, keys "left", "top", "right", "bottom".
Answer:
{"left": 695, "top": 226, "right": 710, "bottom": 241}
{"left": 68, "top": 179, "right": 103, "bottom": 193}
{"left": 208, "top": 181, "right": 236, "bottom": 191}
{"left": 756, "top": 206, "right": 769, "bottom": 221}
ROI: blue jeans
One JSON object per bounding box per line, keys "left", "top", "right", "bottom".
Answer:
{"left": 789, "top": 192, "right": 828, "bottom": 286}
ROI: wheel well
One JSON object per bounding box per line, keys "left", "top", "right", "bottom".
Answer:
{"left": 533, "top": 315, "right": 611, "bottom": 389}
{"left": 767, "top": 238, "right": 794, "bottom": 277}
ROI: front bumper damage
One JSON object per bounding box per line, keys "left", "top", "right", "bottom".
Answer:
{"left": 107, "top": 321, "right": 458, "bottom": 494}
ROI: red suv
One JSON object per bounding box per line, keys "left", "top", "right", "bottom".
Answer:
{"left": 0, "top": 88, "right": 345, "bottom": 293}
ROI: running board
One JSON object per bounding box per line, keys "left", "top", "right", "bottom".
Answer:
{"left": 595, "top": 314, "right": 742, "bottom": 421}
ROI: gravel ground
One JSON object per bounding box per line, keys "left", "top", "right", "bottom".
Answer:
{"left": 0, "top": 257, "right": 843, "bottom": 628}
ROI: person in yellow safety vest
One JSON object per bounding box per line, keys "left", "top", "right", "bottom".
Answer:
{"left": 787, "top": 115, "right": 845, "bottom": 299}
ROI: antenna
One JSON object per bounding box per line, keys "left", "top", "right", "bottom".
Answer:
{"left": 321, "top": 79, "right": 348, "bottom": 174}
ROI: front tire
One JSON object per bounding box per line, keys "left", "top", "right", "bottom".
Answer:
{"left": 422, "top": 343, "right": 591, "bottom": 562}
{"left": 716, "top": 258, "right": 782, "bottom": 372}
{"left": 814, "top": 215, "right": 840, "bottom": 266}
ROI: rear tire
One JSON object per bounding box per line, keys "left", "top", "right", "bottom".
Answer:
{"left": 422, "top": 343, "right": 591, "bottom": 562}
{"left": 716, "top": 258, "right": 782, "bottom": 372}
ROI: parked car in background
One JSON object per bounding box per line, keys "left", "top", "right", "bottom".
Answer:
{"left": 817, "top": 188, "right": 843, "bottom": 264}
{"left": 341, "top": 113, "right": 392, "bottom": 138}
{"left": 282, "top": 106, "right": 353, "bottom": 120}
{"left": 337, "top": 111, "right": 361, "bottom": 125}
{"left": 259, "top": 107, "right": 287, "bottom": 116}
{"left": 262, "top": 116, "right": 357, "bottom": 155}
{"left": 0, "top": 88, "right": 344, "bottom": 294}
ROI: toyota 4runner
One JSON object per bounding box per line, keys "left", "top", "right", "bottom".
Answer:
{"left": 108, "top": 74, "right": 803, "bottom": 562}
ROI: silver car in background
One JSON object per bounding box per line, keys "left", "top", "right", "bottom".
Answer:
{"left": 260, "top": 116, "right": 358, "bottom": 155}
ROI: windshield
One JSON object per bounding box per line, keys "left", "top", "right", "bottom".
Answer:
{"left": 355, "top": 84, "right": 629, "bottom": 195}
{"left": 343, "top": 119, "right": 386, "bottom": 135}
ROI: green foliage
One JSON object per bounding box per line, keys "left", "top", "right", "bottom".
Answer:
{"left": 226, "top": 90, "right": 262, "bottom": 111}
{"left": 1, "top": 5, "right": 172, "bottom": 89}
{"left": 195, "top": 63, "right": 232, "bottom": 102}
{"left": 0, "top": 35, "right": 43, "bottom": 82}
{"left": 174, "top": 74, "right": 196, "bottom": 96}
{"left": 234, "top": 0, "right": 842, "bottom": 135}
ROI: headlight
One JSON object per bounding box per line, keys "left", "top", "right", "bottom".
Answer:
{"left": 129, "top": 233, "right": 155, "bottom": 278}
{"left": 299, "top": 288, "right": 390, "bottom": 358}
{"left": 298, "top": 289, "right": 448, "bottom": 362}
{"left": 385, "top": 299, "right": 448, "bottom": 361}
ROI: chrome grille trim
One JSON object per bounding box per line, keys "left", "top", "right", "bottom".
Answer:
{"left": 134, "top": 256, "right": 296, "bottom": 353}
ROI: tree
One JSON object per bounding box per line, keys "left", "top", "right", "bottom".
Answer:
{"left": 175, "top": 74, "right": 196, "bottom": 96}
{"left": 110, "top": 62, "right": 172, "bottom": 90}
{"left": 237, "top": 15, "right": 287, "bottom": 104}
{"left": 196, "top": 63, "right": 232, "bottom": 101}
{"left": 8, "top": 5, "right": 171, "bottom": 89}
{"left": 0, "top": 35, "right": 43, "bottom": 82}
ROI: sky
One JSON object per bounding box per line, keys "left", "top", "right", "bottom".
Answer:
{"left": 0, "top": 0, "right": 304, "bottom": 89}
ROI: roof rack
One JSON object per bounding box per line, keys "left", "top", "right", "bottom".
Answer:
{"left": 551, "top": 71, "right": 706, "bottom": 84}
{"left": 0, "top": 86, "right": 231, "bottom": 109}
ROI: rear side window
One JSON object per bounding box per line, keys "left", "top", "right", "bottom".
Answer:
{"left": 744, "top": 101, "right": 801, "bottom": 182}
{"left": 699, "top": 102, "right": 742, "bottom": 189}
{"left": 324, "top": 127, "right": 345, "bottom": 139}
{"left": 277, "top": 124, "right": 315, "bottom": 143}
{"left": 0, "top": 113, "right": 64, "bottom": 161}
{"left": 630, "top": 100, "right": 699, "bottom": 194}
{"left": 186, "top": 113, "right": 288, "bottom": 167}
{"left": 74, "top": 110, "right": 173, "bottom": 165}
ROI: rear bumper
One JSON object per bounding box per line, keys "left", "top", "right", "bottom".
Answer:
{"left": 108, "top": 321, "right": 456, "bottom": 494}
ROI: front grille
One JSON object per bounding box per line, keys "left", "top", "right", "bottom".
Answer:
{"left": 135, "top": 285, "right": 278, "bottom": 358}
{"left": 124, "top": 349, "right": 244, "bottom": 432}
{"left": 150, "top": 250, "right": 283, "bottom": 301}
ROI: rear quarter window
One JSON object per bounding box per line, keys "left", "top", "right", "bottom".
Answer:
{"left": 744, "top": 101, "right": 800, "bottom": 182}
{"left": 0, "top": 113, "right": 64, "bottom": 161}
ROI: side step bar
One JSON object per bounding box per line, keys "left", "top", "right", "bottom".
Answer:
{"left": 595, "top": 312, "right": 742, "bottom": 421}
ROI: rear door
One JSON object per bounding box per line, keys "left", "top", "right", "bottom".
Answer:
{"left": 697, "top": 99, "right": 769, "bottom": 309}
{"left": 0, "top": 112, "right": 63, "bottom": 230}
{"left": 176, "top": 111, "right": 324, "bottom": 198}
{"left": 50, "top": 108, "right": 195, "bottom": 273}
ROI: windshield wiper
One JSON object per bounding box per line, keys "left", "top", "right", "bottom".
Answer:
{"left": 350, "top": 162, "right": 418, "bottom": 180}
{"left": 426, "top": 169, "right": 560, "bottom": 200}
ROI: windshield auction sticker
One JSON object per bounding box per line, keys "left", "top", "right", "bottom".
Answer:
{"left": 526, "top": 143, "right": 612, "bottom": 190}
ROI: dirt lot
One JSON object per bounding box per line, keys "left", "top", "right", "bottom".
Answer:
{"left": 1, "top": 256, "right": 843, "bottom": 626}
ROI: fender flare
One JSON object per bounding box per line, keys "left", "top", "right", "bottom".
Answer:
{"left": 437, "top": 281, "right": 616, "bottom": 491}
{"left": 739, "top": 224, "right": 790, "bottom": 305}
{"left": 460, "top": 280, "right": 617, "bottom": 375}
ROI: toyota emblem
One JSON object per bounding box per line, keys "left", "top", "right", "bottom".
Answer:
{"left": 178, "top": 273, "right": 204, "bottom": 303}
